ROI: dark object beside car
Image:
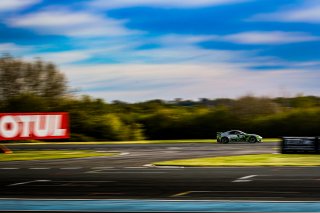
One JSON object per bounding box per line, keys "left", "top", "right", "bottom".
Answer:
{"left": 281, "top": 137, "right": 320, "bottom": 154}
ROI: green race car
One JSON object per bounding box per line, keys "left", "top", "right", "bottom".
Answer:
{"left": 217, "top": 130, "right": 262, "bottom": 143}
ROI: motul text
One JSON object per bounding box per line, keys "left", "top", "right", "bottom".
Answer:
{"left": 0, "top": 113, "right": 69, "bottom": 140}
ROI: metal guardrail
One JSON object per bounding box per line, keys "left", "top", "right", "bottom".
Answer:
{"left": 281, "top": 137, "right": 320, "bottom": 154}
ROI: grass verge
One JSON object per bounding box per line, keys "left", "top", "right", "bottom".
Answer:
{"left": 0, "top": 150, "right": 118, "bottom": 161}
{"left": 154, "top": 154, "right": 320, "bottom": 167}
{"left": 3, "top": 138, "right": 279, "bottom": 145}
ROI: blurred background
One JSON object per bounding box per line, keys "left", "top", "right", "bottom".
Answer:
{"left": 0, "top": 0, "right": 320, "bottom": 141}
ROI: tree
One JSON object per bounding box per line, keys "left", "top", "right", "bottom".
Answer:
{"left": 231, "top": 96, "right": 281, "bottom": 120}
{"left": 0, "top": 54, "right": 67, "bottom": 101}
{"left": 3, "top": 93, "right": 49, "bottom": 112}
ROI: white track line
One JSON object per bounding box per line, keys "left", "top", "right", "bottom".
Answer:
{"left": 119, "top": 152, "right": 130, "bottom": 156}
{"left": 0, "top": 168, "right": 19, "bottom": 170}
{"left": 8, "top": 180, "right": 51, "bottom": 186}
{"left": 232, "top": 175, "right": 258, "bottom": 183}
{"left": 53, "top": 181, "right": 115, "bottom": 183}
{"left": 143, "top": 164, "right": 154, "bottom": 167}
{"left": 29, "top": 168, "right": 50, "bottom": 170}
{"left": 124, "top": 167, "right": 147, "bottom": 169}
{"left": 239, "top": 175, "right": 257, "bottom": 180}
{"left": 86, "top": 169, "right": 167, "bottom": 174}
{"left": 146, "top": 165, "right": 184, "bottom": 168}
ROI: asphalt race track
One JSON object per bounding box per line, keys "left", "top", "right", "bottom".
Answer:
{"left": 4, "top": 142, "right": 276, "bottom": 167}
{"left": 1, "top": 142, "right": 320, "bottom": 200}
{"left": 0, "top": 142, "right": 320, "bottom": 212}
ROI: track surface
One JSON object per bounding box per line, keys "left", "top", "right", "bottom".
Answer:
{"left": 1, "top": 142, "right": 320, "bottom": 201}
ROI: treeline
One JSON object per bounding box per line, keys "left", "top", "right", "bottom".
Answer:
{"left": 0, "top": 55, "right": 319, "bottom": 141}
{"left": 1, "top": 94, "right": 320, "bottom": 141}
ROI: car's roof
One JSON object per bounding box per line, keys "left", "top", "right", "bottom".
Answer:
{"left": 224, "top": 130, "right": 245, "bottom": 134}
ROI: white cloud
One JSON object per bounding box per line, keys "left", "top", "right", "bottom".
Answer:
{"left": 156, "top": 34, "right": 218, "bottom": 46}
{"left": 144, "top": 32, "right": 319, "bottom": 49}
{"left": 89, "top": 0, "right": 250, "bottom": 9}
{"left": 133, "top": 45, "right": 250, "bottom": 63}
{"left": 54, "top": 34, "right": 251, "bottom": 64}
{"left": 8, "top": 9, "right": 141, "bottom": 37}
{"left": 223, "top": 31, "right": 319, "bottom": 44}
{"left": 0, "top": 0, "right": 40, "bottom": 11}
{"left": 250, "top": 2, "right": 320, "bottom": 23}
{"left": 0, "top": 43, "right": 14, "bottom": 52}
{"left": 0, "top": 43, "right": 35, "bottom": 56}
{"left": 27, "top": 50, "right": 92, "bottom": 64}
{"left": 0, "top": 43, "right": 94, "bottom": 64}
{"left": 62, "top": 63, "right": 320, "bottom": 102}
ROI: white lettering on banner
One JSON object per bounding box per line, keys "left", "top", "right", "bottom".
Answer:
{"left": 33, "top": 115, "right": 51, "bottom": 137}
{"left": 0, "top": 116, "right": 19, "bottom": 138}
{"left": 0, "top": 114, "right": 68, "bottom": 139}
{"left": 52, "top": 115, "right": 66, "bottom": 136}
{"left": 19, "top": 116, "right": 32, "bottom": 137}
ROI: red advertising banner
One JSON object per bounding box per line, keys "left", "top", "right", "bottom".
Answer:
{"left": 0, "top": 112, "right": 69, "bottom": 140}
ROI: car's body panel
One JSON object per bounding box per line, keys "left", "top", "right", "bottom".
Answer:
{"left": 217, "top": 130, "right": 262, "bottom": 143}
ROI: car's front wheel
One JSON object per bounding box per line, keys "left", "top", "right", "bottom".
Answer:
{"left": 221, "top": 137, "right": 229, "bottom": 144}
{"left": 248, "top": 137, "right": 257, "bottom": 143}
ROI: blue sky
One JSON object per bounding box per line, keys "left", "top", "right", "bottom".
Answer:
{"left": 1, "top": 0, "right": 320, "bottom": 102}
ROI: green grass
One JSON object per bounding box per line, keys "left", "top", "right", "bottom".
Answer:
{"left": 4, "top": 138, "right": 279, "bottom": 145}
{"left": 154, "top": 154, "right": 320, "bottom": 167}
{"left": 0, "top": 150, "right": 118, "bottom": 161}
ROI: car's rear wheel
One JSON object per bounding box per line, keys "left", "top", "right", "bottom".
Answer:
{"left": 221, "top": 137, "right": 229, "bottom": 144}
{"left": 248, "top": 137, "right": 257, "bottom": 143}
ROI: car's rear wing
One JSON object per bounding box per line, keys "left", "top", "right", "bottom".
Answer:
{"left": 216, "top": 132, "right": 222, "bottom": 139}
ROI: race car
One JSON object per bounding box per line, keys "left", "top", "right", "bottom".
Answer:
{"left": 217, "top": 130, "right": 262, "bottom": 143}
